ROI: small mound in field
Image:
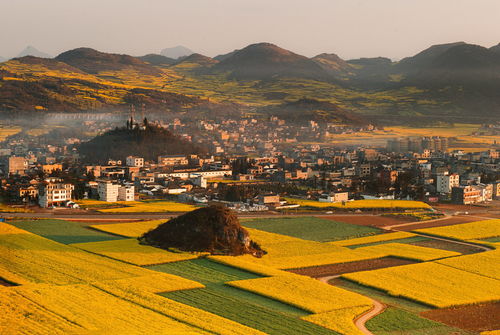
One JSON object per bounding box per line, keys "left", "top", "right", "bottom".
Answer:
{"left": 138, "top": 205, "right": 266, "bottom": 257}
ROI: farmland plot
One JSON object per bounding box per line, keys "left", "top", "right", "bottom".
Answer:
{"left": 71, "top": 238, "right": 201, "bottom": 266}
{"left": 343, "top": 262, "right": 500, "bottom": 308}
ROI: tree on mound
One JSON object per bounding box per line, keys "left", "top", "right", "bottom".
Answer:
{"left": 78, "top": 121, "right": 206, "bottom": 163}
{"left": 138, "top": 205, "right": 266, "bottom": 257}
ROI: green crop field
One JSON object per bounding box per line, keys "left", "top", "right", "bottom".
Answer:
{"left": 242, "top": 216, "right": 382, "bottom": 242}
{"left": 147, "top": 258, "right": 262, "bottom": 284}
{"left": 366, "top": 308, "right": 468, "bottom": 335}
{"left": 7, "top": 219, "right": 124, "bottom": 244}
{"left": 150, "top": 258, "right": 338, "bottom": 334}
{"left": 163, "top": 285, "right": 338, "bottom": 335}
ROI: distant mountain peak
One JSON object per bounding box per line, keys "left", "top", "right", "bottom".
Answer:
{"left": 312, "top": 53, "right": 352, "bottom": 74}
{"left": 398, "top": 41, "right": 467, "bottom": 69}
{"left": 214, "top": 42, "right": 328, "bottom": 80}
{"left": 17, "top": 46, "right": 52, "bottom": 58}
{"left": 138, "top": 53, "right": 175, "bottom": 66}
{"left": 55, "top": 47, "right": 160, "bottom": 75}
{"left": 160, "top": 46, "right": 194, "bottom": 59}
{"left": 174, "top": 53, "right": 218, "bottom": 66}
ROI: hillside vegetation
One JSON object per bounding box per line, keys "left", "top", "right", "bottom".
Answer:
{"left": 1, "top": 41, "right": 500, "bottom": 122}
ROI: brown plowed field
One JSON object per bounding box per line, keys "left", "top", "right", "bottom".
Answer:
{"left": 409, "top": 239, "right": 482, "bottom": 254}
{"left": 420, "top": 302, "right": 500, "bottom": 332}
{"left": 287, "top": 257, "right": 416, "bottom": 277}
{"left": 396, "top": 216, "right": 479, "bottom": 231}
{"left": 321, "top": 215, "right": 412, "bottom": 228}
{"left": 65, "top": 219, "right": 142, "bottom": 223}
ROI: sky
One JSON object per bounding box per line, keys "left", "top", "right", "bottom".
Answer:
{"left": 1, "top": 0, "right": 499, "bottom": 60}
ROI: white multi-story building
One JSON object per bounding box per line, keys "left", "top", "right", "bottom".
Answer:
{"left": 318, "top": 192, "right": 349, "bottom": 203}
{"left": 126, "top": 156, "right": 144, "bottom": 167}
{"left": 98, "top": 181, "right": 135, "bottom": 202}
{"left": 98, "top": 181, "right": 119, "bottom": 202}
{"left": 436, "top": 172, "right": 460, "bottom": 194}
{"left": 38, "top": 178, "right": 74, "bottom": 208}
{"left": 118, "top": 185, "right": 135, "bottom": 201}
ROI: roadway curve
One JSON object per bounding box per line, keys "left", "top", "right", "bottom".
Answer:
{"left": 317, "top": 275, "right": 385, "bottom": 335}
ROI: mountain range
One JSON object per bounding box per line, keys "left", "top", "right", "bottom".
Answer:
{"left": 1, "top": 41, "right": 500, "bottom": 123}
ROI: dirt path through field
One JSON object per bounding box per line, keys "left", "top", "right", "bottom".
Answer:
{"left": 354, "top": 299, "right": 385, "bottom": 335}
{"left": 382, "top": 214, "right": 452, "bottom": 230}
{"left": 317, "top": 275, "right": 385, "bottom": 335}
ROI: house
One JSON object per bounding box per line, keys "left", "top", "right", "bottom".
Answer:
{"left": 98, "top": 180, "right": 135, "bottom": 202}
{"left": 319, "top": 192, "right": 349, "bottom": 203}
{"left": 98, "top": 181, "right": 119, "bottom": 202}
{"left": 42, "top": 164, "right": 63, "bottom": 174}
{"left": 38, "top": 178, "right": 74, "bottom": 208}
{"left": 257, "top": 194, "right": 280, "bottom": 205}
{"left": 451, "top": 185, "right": 482, "bottom": 205}
{"left": 126, "top": 156, "right": 144, "bottom": 167}
{"left": 118, "top": 185, "right": 135, "bottom": 201}
{"left": 8, "top": 156, "right": 28, "bottom": 175}
{"left": 379, "top": 169, "right": 398, "bottom": 185}
{"left": 493, "top": 182, "right": 500, "bottom": 200}
{"left": 158, "top": 155, "right": 188, "bottom": 166}
{"left": 436, "top": 172, "right": 460, "bottom": 194}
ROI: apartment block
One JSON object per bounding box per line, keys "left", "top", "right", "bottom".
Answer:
{"left": 126, "top": 156, "right": 144, "bottom": 167}
{"left": 38, "top": 179, "right": 74, "bottom": 208}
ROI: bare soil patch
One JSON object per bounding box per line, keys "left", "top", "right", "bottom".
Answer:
{"left": 409, "top": 239, "right": 482, "bottom": 254}
{"left": 321, "top": 215, "right": 412, "bottom": 228}
{"left": 287, "top": 257, "right": 416, "bottom": 277}
{"left": 420, "top": 302, "right": 500, "bottom": 332}
{"left": 396, "top": 216, "right": 479, "bottom": 231}
{"left": 65, "top": 219, "right": 141, "bottom": 223}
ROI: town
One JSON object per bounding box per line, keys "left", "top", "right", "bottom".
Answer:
{"left": 0, "top": 113, "right": 498, "bottom": 212}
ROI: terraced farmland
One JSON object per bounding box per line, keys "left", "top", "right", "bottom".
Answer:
{"left": 8, "top": 219, "right": 125, "bottom": 244}
{"left": 1, "top": 216, "right": 499, "bottom": 334}
{"left": 242, "top": 216, "right": 382, "bottom": 242}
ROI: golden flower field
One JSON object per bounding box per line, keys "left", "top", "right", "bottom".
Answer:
{"left": 1, "top": 216, "right": 499, "bottom": 334}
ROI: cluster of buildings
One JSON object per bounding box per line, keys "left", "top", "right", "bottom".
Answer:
{"left": 0, "top": 116, "right": 498, "bottom": 209}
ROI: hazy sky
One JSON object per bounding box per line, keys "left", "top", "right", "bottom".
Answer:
{"left": 1, "top": 0, "right": 499, "bottom": 60}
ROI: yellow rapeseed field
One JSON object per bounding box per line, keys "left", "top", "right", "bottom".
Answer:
{"left": 93, "top": 280, "right": 266, "bottom": 335}
{"left": 98, "top": 273, "right": 204, "bottom": 293}
{"left": 98, "top": 200, "right": 198, "bottom": 213}
{"left": 302, "top": 305, "right": 372, "bottom": 335}
{"left": 71, "top": 239, "right": 202, "bottom": 266}
{"left": 416, "top": 219, "right": 500, "bottom": 240}
{"left": 0, "top": 222, "right": 155, "bottom": 284}
{"left": 207, "top": 255, "right": 290, "bottom": 277}
{"left": 330, "top": 232, "right": 416, "bottom": 247}
{"left": 227, "top": 228, "right": 380, "bottom": 269}
{"left": 90, "top": 219, "right": 165, "bottom": 237}
{"left": 436, "top": 249, "right": 500, "bottom": 280}
{"left": 285, "top": 198, "right": 431, "bottom": 209}
{"left": 228, "top": 275, "right": 372, "bottom": 313}
{"left": 0, "top": 284, "right": 212, "bottom": 335}
{"left": 355, "top": 243, "right": 460, "bottom": 261}
{"left": 0, "top": 222, "right": 266, "bottom": 335}
{"left": 343, "top": 262, "right": 500, "bottom": 308}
